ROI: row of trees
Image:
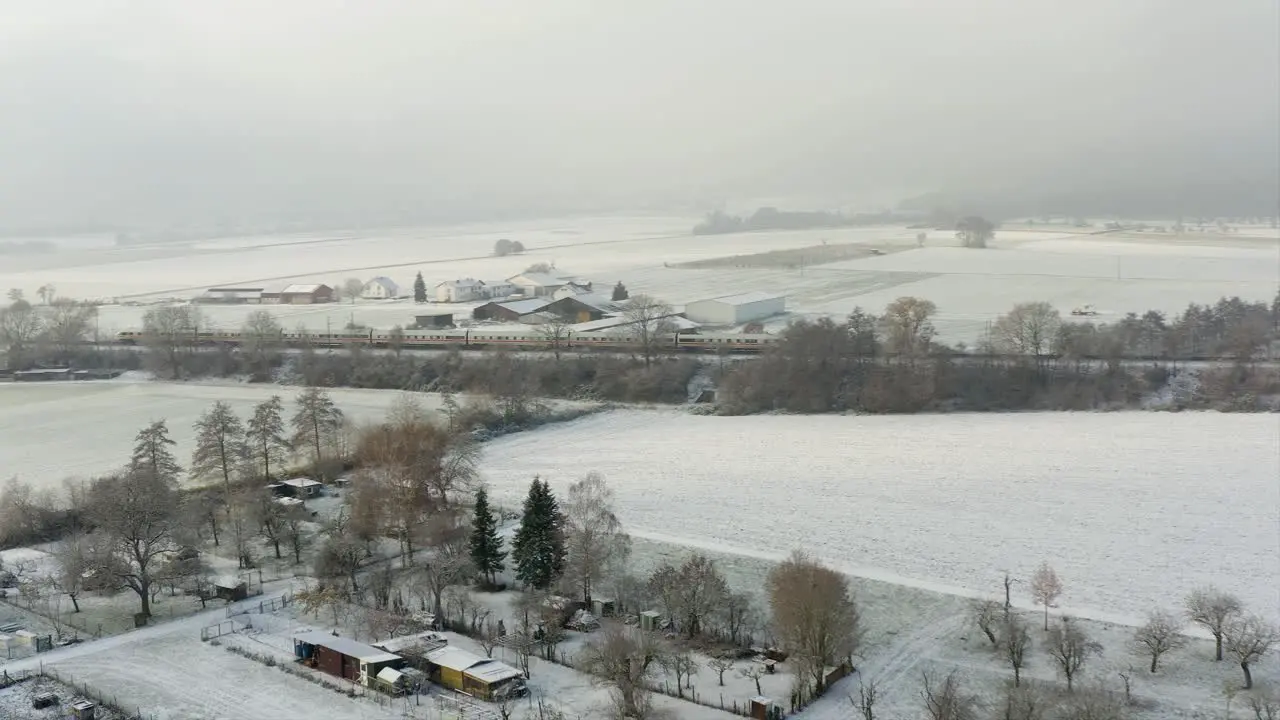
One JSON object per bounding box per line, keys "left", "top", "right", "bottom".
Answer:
{"left": 0, "top": 294, "right": 100, "bottom": 367}
{"left": 718, "top": 293, "right": 1280, "bottom": 414}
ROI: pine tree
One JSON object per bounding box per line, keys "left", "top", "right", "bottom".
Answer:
{"left": 611, "top": 281, "right": 629, "bottom": 301}
{"left": 469, "top": 488, "right": 507, "bottom": 587}
{"left": 291, "top": 387, "right": 344, "bottom": 478}
{"left": 191, "top": 401, "right": 247, "bottom": 497}
{"left": 130, "top": 420, "right": 182, "bottom": 484}
{"left": 413, "top": 272, "right": 427, "bottom": 303}
{"left": 511, "top": 477, "right": 565, "bottom": 590}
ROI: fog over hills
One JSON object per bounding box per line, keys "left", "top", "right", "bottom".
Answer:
{"left": 2, "top": 0, "right": 1276, "bottom": 233}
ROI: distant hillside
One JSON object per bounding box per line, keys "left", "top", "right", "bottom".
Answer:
{"left": 692, "top": 206, "right": 922, "bottom": 235}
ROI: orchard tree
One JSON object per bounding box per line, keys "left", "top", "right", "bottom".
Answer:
{"left": 1004, "top": 615, "right": 1031, "bottom": 687}
{"left": 1184, "top": 586, "right": 1242, "bottom": 661}
{"left": 1046, "top": 620, "right": 1100, "bottom": 692}
{"left": 88, "top": 470, "right": 180, "bottom": 617}
{"left": 469, "top": 488, "right": 507, "bottom": 586}
{"left": 1224, "top": 614, "right": 1278, "bottom": 689}
{"left": 920, "top": 670, "right": 980, "bottom": 720}
{"left": 1131, "top": 609, "right": 1186, "bottom": 673}
{"left": 974, "top": 599, "right": 1002, "bottom": 647}
{"left": 563, "top": 472, "right": 630, "bottom": 605}
{"left": 648, "top": 554, "right": 728, "bottom": 638}
{"left": 1029, "top": 562, "right": 1062, "bottom": 631}
{"left": 510, "top": 477, "right": 565, "bottom": 590}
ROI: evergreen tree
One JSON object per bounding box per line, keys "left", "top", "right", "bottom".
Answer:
{"left": 246, "top": 395, "right": 289, "bottom": 482}
{"left": 191, "top": 401, "right": 247, "bottom": 497}
{"left": 511, "top": 477, "right": 565, "bottom": 590}
{"left": 611, "top": 281, "right": 629, "bottom": 301}
{"left": 130, "top": 420, "right": 182, "bottom": 484}
{"left": 413, "top": 272, "right": 427, "bottom": 303}
{"left": 290, "top": 387, "right": 345, "bottom": 478}
{"left": 469, "top": 488, "right": 507, "bottom": 586}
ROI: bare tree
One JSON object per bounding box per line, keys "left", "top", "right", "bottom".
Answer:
{"left": 920, "top": 670, "right": 980, "bottom": 720}
{"left": 851, "top": 679, "right": 879, "bottom": 720}
{"left": 879, "top": 296, "right": 937, "bottom": 356}
{"left": 661, "top": 648, "right": 697, "bottom": 698}
{"left": 767, "top": 550, "right": 861, "bottom": 694}
{"left": 974, "top": 599, "right": 1002, "bottom": 646}
{"left": 538, "top": 315, "right": 574, "bottom": 360}
{"left": 241, "top": 310, "right": 283, "bottom": 379}
{"left": 992, "top": 302, "right": 1062, "bottom": 360}
{"left": 1131, "top": 609, "right": 1186, "bottom": 673}
{"left": 282, "top": 505, "right": 313, "bottom": 565}
{"left": 0, "top": 298, "right": 44, "bottom": 366}
{"left": 42, "top": 299, "right": 97, "bottom": 357}
{"left": 291, "top": 386, "right": 345, "bottom": 479}
{"left": 1004, "top": 615, "right": 1031, "bottom": 687}
{"left": 246, "top": 395, "right": 290, "bottom": 482}
{"left": 621, "top": 294, "right": 675, "bottom": 368}
{"left": 342, "top": 278, "right": 364, "bottom": 304}
{"left": 563, "top": 472, "right": 630, "bottom": 606}
{"left": 1003, "top": 573, "right": 1015, "bottom": 613}
{"left": 141, "top": 304, "right": 202, "bottom": 379}
{"left": 1248, "top": 690, "right": 1280, "bottom": 720}
{"left": 998, "top": 681, "right": 1052, "bottom": 720}
{"left": 1184, "top": 586, "right": 1242, "bottom": 661}
{"left": 1057, "top": 686, "right": 1125, "bottom": 720}
{"left": 414, "top": 512, "right": 473, "bottom": 619}
{"left": 739, "top": 664, "right": 765, "bottom": 696}
{"left": 1223, "top": 614, "right": 1278, "bottom": 689}
{"left": 1046, "top": 620, "right": 1101, "bottom": 692}
{"left": 718, "top": 591, "right": 754, "bottom": 645}
{"left": 706, "top": 655, "right": 735, "bottom": 686}
{"left": 88, "top": 471, "right": 180, "bottom": 617}
{"left": 53, "top": 533, "right": 90, "bottom": 612}
{"left": 191, "top": 401, "right": 247, "bottom": 498}
{"left": 1029, "top": 562, "right": 1063, "bottom": 631}
{"left": 577, "top": 625, "right": 670, "bottom": 719}
{"left": 955, "top": 216, "right": 996, "bottom": 248}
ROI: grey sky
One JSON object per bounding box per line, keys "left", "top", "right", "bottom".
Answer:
{"left": 1, "top": 0, "right": 1276, "bottom": 230}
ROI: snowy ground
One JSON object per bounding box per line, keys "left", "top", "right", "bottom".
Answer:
{"left": 0, "top": 378, "right": 590, "bottom": 492}
{"left": 477, "top": 408, "right": 1280, "bottom": 626}
{"left": 7, "top": 215, "right": 1273, "bottom": 346}
{"left": 0, "top": 674, "right": 130, "bottom": 720}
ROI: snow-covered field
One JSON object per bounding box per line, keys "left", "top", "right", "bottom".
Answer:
{"left": 478, "top": 409, "right": 1280, "bottom": 626}
{"left": 0, "top": 379, "right": 541, "bottom": 490}
{"left": 5, "top": 214, "right": 1273, "bottom": 345}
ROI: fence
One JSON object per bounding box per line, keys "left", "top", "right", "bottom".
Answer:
{"left": 226, "top": 592, "right": 292, "bottom": 619}
{"left": 0, "top": 668, "right": 37, "bottom": 689}
{"left": 40, "top": 665, "right": 159, "bottom": 720}
{"left": 200, "top": 618, "right": 248, "bottom": 641}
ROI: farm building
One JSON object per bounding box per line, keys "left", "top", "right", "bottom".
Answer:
{"left": 684, "top": 292, "right": 785, "bottom": 325}
{"left": 271, "top": 478, "right": 323, "bottom": 499}
{"left": 195, "top": 287, "right": 264, "bottom": 304}
{"left": 213, "top": 576, "right": 248, "bottom": 601}
{"left": 506, "top": 272, "right": 589, "bottom": 298}
{"left": 361, "top": 277, "right": 400, "bottom": 299}
{"left": 435, "top": 278, "right": 485, "bottom": 303}
{"left": 543, "top": 293, "right": 622, "bottom": 323}
{"left": 413, "top": 311, "right": 455, "bottom": 329}
{"left": 278, "top": 284, "right": 335, "bottom": 305}
{"left": 293, "top": 631, "right": 403, "bottom": 688}
{"left": 481, "top": 280, "right": 516, "bottom": 298}
{"left": 571, "top": 314, "right": 699, "bottom": 333}
{"left": 422, "top": 646, "right": 526, "bottom": 700}
{"left": 472, "top": 298, "right": 551, "bottom": 322}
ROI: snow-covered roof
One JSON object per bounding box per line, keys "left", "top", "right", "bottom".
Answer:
{"left": 465, "top": 659, "right": 524, "bottom": 684}
{"left": 376, "top": 667, "right": 404, "bottom": 684}
{"left": 281, "top": 284, "right": 325, "bottom": 294}
{"left": 424, "top": 646, "right": 485, "bottom": 673}
{"left": 491, "top": 298, "right": 551, "bottom": 315}
{"left": 695, "top": 291, "right": 785, "bottom": 306}
{"left": 214, "top": 575, "right": 245, "bottom": 589}
{"left": 507, "top": 272, "right": 570, "bottom": 287}
{"left": 571, "top": 314, "right": 699, "bottom": 333}
{"left": 374, "top": 631, "right": 447, "bottom": 654}
{"left": 282, "top": 478, "right": 322, "bottom": 488}
{"left": 273, "top": 497, "right": 303, "bottom": 507}
{"left": 553, "top": 292, "right": 620, "bottom": 313}
{"left": 294, "top": 631, "right": 401, "bottom": 664}
{"left": 364, "top": 277, "right": 399, "bottom": 292}
{"left": 437, "top": 278, "right": 484, "bottom": 289}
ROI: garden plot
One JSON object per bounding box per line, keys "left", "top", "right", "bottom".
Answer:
{"left": 0, "top": 674, "right": 128, "bottom": 720}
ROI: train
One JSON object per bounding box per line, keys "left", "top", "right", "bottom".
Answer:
{"left": 114, "top": 326, "right": 783, "bottom": 353}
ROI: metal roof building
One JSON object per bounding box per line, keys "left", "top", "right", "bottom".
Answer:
{"left": 684, "top": 292, "right": 786, "bottom": 325}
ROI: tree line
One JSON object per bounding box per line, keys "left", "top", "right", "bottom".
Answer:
{"left": 717, "top": 293, "right": 1280, "bottom": 414}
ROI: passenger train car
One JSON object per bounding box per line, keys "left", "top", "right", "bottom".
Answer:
{"left": 114, "top": 326, "right": 782, "bottom": 353}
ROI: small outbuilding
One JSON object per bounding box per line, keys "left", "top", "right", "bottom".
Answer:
{"left": 684, "top": 292, "right": 786, "bottom": 325}
{"left": 413, "top": 312, "right": 455, "bottom": 329}
{"left": 275, "top": 478, "right": 323, "bottom": 499}
{"left": 213, "top": 576, "right": 249, "bottom": 602}
{"left": 423, "top": 646, "right": 526, "bottom": 700}
{"left": 294, "top": 631, "right": 403, "bottom": 687}
{"left": 279, "top": 284, "right": 335, "bottom": 305}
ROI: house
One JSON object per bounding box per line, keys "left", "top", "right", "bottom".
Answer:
{"left": 195, "top": 287, "right": 264, "bottom": 304}
{"left": 684, "top": 292, "right": 785, "bottom": 325}
{"left": 471, "top": 298, "right": 551, "bottom": 322}
{"left": 543, "top": 293, "right": 621, "bottom": 323}
{"left": 213, "top": 576, "right": 248, "bottom": 602}
{"left": 435, "top": 279, "right": 486, "bottom": 303}
{"left": 293, "top": 631, "right": 403, "bottom": 688}
{"left": 361, "top": 277, "right": 400, "bottom": 300}
{"left": 481, "top": 280, "right": 516, "bottom": 299}
{"left": 279, "top": 284, "right": 335, "bottom": 305}
{"left": 413, "top": 312, "right": 455, "bottom": 329}
{"left": 506, "top": 272, "right": 589, "bottom": 298}
{"left": 423, "top": 646, "right": 526, "bottom": 700}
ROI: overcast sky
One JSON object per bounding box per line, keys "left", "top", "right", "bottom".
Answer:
{"left": 1, "top": 0, "right": 1276, "bottom": 229}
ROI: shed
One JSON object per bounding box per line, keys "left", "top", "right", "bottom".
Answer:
{"left": 279, "top": 478, "right": 323, "bottom": 498}
{"left": 472, "top": 298, "right": 551, "bottom": 322}
{"left": 684, "top": 292, "right": 786, "bottom": 325}
{"left": 750, "top": 696, "right": 774, "bottom": 720}
{"left": 423, "top": 646, "right": 525, "bottom": 700}
{"left": 294, "top": 631, "right": 403, "bottom": 687}
{"left": 639, "top": 610, "right": 663, "bottom": 632}
{"left": 214, "top": 576, "right": 249, "bottom": 601}
{"left": 71, "top": 701, "right": 96, "bottom": 720}
{"left": 361, "top": 277, "right": 400, "bottom": 300}
{"left": 279, "top": 284, "right": 335, "bottom": 305}
{"left": 413, "top": 312, "right": 455, "bottom": 329}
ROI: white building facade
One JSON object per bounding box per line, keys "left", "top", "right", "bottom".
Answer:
{"left": 361, "top": 277, "right": 400, "bottom": 299}
{"left": 435, "top": 279, "right": 486, "bottom": 303}
{"left": 683, "top": 292, "right": 786, "bottom": 325}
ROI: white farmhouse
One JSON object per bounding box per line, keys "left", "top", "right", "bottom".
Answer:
{"left": 683, "top": 292, "right": 786, "bottom": 325}
{"left": 506, "top": 272, "right": 588, "bottom": 298}
{"left": 481, "top": 280, "right": 516, "bottom": 299}
{"left": 435, "top": 278, "right": 486, "bottom": 303}
{"left": 361, "top": 276, "right": 400, "bottom": 300}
